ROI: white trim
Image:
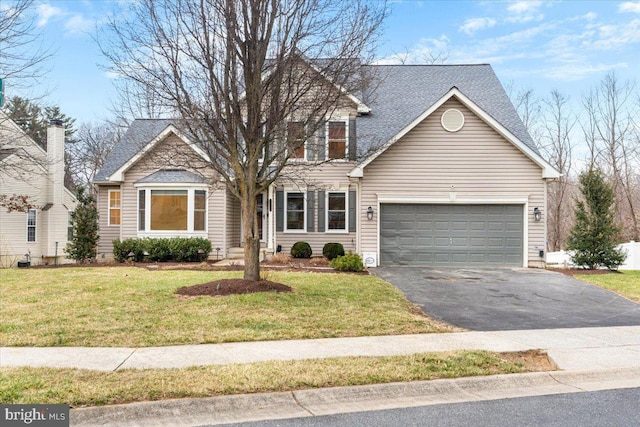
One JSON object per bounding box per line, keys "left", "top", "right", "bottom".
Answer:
{"left": 376, "top": 195, "right": 529, "bottom": 204}
{"left": 108, "top": 125, "right": 211, "bottom": 182}
{"left": 283, "top": 190, "right": 307, "bottom": 233}
{"left": 325, "top": 191, "right": 348, "bottom": 234}
{"left": 107, "top": 189, "right": 121, "bottom": 227}
{"left": 26, "top": 209, "right": 37, "bottom": 243}
{"left": 136, "top": 187, "right": 208, "bottom": 234}
{"left": 326, "top": 120, "right": 350, "bottom": 161}
{"left": 441, "top": 108, "right": 465, "bottom": 132}
{"left": 303, "top": 61, "right": 371, "bottom": 114}
{"left": 348, "top": 88, "right": 560, "bottom": 179}
{"left": 523, "top": 201, "right": 529, "bottom": 268}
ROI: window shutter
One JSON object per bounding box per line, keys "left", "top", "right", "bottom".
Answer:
{"left": 307, "top": 190, "right": 315, "bottom": 232}
{"left": 306, "top": 124, "right": 315, "bottom": 161}
{"left": 316, "top": 122, "right": 326, "bottom": 161}
{"left": 348, "top": 118, "right": 357, "bottom": 161}
{"left": 276, "top": 190, "right": 284, "bottom": 232}
{"left": 348, "top": 190, "right": 357, "bottom": 232}
{"left": 317, "top": 190, "right": 325, "bottom": 232}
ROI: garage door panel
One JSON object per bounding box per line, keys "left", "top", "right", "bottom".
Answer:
{"left": 380, "top": 204, "right": 523, "bottom": 266}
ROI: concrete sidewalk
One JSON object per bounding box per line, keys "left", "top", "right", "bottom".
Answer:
{"left": 2, "top": 326, "right": 640, "bottom": 371}
{"left": 3, "top": 326, "right": 640, "bottom": 426}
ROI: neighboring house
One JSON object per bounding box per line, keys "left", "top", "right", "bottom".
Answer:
{"left": 0, "top": 113, "right": 76, "bottom": 267}
{"left": 93, "top": 64, "right": 559, "bottom": 268}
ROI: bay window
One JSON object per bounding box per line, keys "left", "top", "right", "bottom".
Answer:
{"left": 136, "top": 188, "right": 207, "bottom": 233}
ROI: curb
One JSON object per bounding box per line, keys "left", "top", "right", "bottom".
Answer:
{"left": 71, "top": 367, "right": 640, "bottom": 426}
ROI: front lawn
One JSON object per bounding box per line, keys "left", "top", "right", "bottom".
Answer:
{"left": 0, "top": 351, "right": 540, "bottom": 406}
{"left": 0, "top": 267, "right": 451, "bottom": 347}
{"left": 575, "top": 270, "right": 640, "bottom": 302}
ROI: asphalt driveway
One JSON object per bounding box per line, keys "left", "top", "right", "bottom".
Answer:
{"left": 371, "top": 267, "right": 640, "bottom": 331}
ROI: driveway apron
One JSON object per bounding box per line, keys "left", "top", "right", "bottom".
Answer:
{"left": 371, "top": 267, "right": 640, "bottom": 331}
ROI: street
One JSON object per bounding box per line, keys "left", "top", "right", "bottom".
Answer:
{"left": 217, "top": 387, "right": 640, "bottom": 427}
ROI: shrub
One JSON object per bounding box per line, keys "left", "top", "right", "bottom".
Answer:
{"left": 144, "top": 238, "right": 172, "bottom": 262}
{"left": 112, "top": 238, "right": 145, "bottom": 262}
{"left": 330, "top": 253, "right": 365, "bottom": 272}
{"left": 322, "top": 242, "right": 345, "bottom": 260}
{"left": 290, "top": 241, "right": 312, "bottom": 258}
{"left": 170, "top": 237, "right": 212, "bottom": 262}
{"left": 113, "top": 237, "right": 211, "bottom": 263}
{"left": 64, "top": 187, "right": 99, "bottom": 263}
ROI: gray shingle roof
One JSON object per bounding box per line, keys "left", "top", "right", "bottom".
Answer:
{"left": 94, "top": 119, "right": 177, "bottom": 181}
{"left": 355, "top": 64, "right": 537, "bottom": 157}
{"left": 135, "top": 169, "right": 207, "bottom": 184}
{"left": 94, "top": 64, "right": 536, "bottom": 182}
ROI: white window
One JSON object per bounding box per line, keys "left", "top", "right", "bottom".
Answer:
{"left": 67, "top": 211, "right": 74, "bottom": 241}
{"left": 26, "top": 209, "right": 37, "bottom": 242}
{"left": 287, "top": 121, "right": 305, "bottom": 160}
{"left": 108, "top": 189, "right": 121, "bottom": 226}
{"left": 285, "top": 191, "right": 306, "bottom": 231}
{"left": 137, "top": 188, "right": 207, "bottom": 233}
{"left": 327, "top": 121, "right": 348, "bottom": 160}
{"left": 327, "top": 192, "right": 347, "bottom": 232}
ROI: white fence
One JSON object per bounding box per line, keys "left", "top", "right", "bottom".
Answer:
{"left": 547, "top": 241, "right": 640, "bottom": 270}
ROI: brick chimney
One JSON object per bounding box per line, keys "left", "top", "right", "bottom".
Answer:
{"left": 47, "top": 119, "right": 65, "bottom": 205}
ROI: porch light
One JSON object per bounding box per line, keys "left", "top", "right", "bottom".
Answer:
{"left": 367, "top": 206, "right": 374, "bottom": 221}
{"left": 533, "top": 207, "right": 542, "bottom": 222}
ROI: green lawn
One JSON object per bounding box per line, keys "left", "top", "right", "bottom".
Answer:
{"left": 0, "top": 267, "right": 451, "bottom": 347}
{"left": 0, "top": 351, "right": 530, "bottom": 406}
{"left": 575, "top": 270, "right": 640, "bottom": 302}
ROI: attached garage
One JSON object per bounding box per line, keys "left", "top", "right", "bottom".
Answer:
{"left": 379, "top": 204, "right": 524, "bottom": 266}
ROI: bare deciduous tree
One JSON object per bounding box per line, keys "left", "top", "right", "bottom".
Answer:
{"left": 0, "top": 0, "right": 53, "bottom": 94}
{"left": 582, "top": 72, "right": 639, "bottom": 241}
{"left": 99, "top": 0, "right": 386, "bottom": 280}
{"left": 540, "top": 90, "right": 576, "bottom": 251}
{"left": 68, "top": 122, "right": 121, "bottom": 191}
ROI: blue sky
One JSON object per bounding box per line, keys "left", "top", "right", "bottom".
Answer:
{"left": 8, "top": 0, "right": 640, "bottom": 124}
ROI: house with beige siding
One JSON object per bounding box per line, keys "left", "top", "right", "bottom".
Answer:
{"left": 0, "top": 114, "right": 76, "bottom": 267}
{"left": 93, "top": 64, "right": 559, "bottom": 268}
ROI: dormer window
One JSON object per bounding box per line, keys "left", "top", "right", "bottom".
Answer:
{"left": 328, "top": 121, "right": 347, "bottom": 159}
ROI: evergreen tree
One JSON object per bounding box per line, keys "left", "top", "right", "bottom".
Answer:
{"left": 566, "top": 168, "right": 626, "bottom": 270}
{"left": 65, "top": 187, "right": 99, "bottom": 263}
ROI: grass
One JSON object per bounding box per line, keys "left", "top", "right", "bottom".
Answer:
{"left": 0, "top": 267, "right": 451, "bottom": 347}
{"left": 0, "top": 351, "right": 530, "bottom": 407}
{"left": 575, "top": 270, "right": 640, "bottom": 302}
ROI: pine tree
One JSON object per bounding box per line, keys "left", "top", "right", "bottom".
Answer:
{"left": 65, "top": 187, "right": 100, "bottom": 263}
{"left": 566, "top": 168, "right": 626, "bottom": 270}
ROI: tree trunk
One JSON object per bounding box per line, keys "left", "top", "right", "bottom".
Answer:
{"left": 241, "top": 190, "right": 261, "bottom": 281}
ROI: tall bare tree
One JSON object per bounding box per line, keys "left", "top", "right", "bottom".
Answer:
{"left": 582, "top": 72, "right": 639, "bottom": 241}
{"left": 0, "top": 0, "right": 52, "bottom": 92}
{"left": 539, "top": 90, "right": 576, "bottom": 251}
{"left": 99, "top": 0, "right": 386, "bottom": 280}
{"left": 68, "top": 121, "right": 120, "bottom": 191}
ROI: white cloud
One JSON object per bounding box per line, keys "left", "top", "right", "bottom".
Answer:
{"left": 459, "top": 17, "right": 497, "bottom": 35}
{"left": 591, "top": 19, "right": 640, "bottom": 50}
{"left": 541, "top": 62, "right": 628, "bottom": 81}
{"left": 507, "top": 1, "right": 544, "bottom": 14}
{"left": 618, "top": 1, "right": 640, "bottom": 13}
{"left": 104, "top": 71, "right": 121, "bottom": 80}
{"left": 64, "top": 14, "right": 94, "bottom": 35}
{"left": 36, "top": 3, "right": 63, "bottom": 27}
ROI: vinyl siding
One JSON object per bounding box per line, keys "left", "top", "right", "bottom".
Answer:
{"left": 0, "top": 126, "right": 75, "bottom": 265}
{"left": 97, "top": 185, "right": 121, "bottom": 258}
{"left": 360, "top": 98, "right": 547, "bottom": 267}
{"left": 275, "top": 162, "right": 357, "bottom": 256}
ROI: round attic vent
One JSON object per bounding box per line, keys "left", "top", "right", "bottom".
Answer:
{"left": 441, "top": 109, "right": 464, "bottom": 132}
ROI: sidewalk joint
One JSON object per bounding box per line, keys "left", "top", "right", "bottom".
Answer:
{"left": 291, "top": 391, "right": 315, "bottom": 416}
{"left": 113, "top": 348, "right": 138, "bottom": 371}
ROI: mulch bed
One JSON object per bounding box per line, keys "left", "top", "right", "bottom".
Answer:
{"left": 176, "top": 278, "right": 293, "bottom": 297}
{"left": 548, "top": 268, "right": 622, "bottom": 276}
